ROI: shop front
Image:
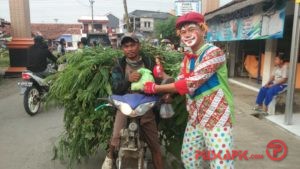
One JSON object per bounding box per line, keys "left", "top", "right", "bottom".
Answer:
{"left": 205, "top": 0, "right": 299, "bottom": 128}
{"left": 205, "top": 0, "right": 297, "bottom": 85}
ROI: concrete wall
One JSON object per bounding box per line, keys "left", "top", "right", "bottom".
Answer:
{"left": 202, "top": 0, "right": 220, "bottom": 14}
{"left": 262, "top": 40, "right": 277, "bottom": 85}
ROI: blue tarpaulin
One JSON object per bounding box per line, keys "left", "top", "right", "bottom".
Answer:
{"left": 56, "top": 34, "right": 72, "bottom": 42}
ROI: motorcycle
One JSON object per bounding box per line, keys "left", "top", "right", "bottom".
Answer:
{"left": 18, "top": 63, "right": 56, "bottom": 116}
{"left": 95, "top": 93, "right": 158, "bottom": 169}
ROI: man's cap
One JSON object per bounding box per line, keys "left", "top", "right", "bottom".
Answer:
{"left": 176, "top": 12, "right": 205, "bottom": 29}
{"left": 120, "top": 32, "right": 139, "bottom": 45}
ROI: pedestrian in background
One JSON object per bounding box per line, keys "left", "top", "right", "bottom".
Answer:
{"left": 80, "top": 37, "right": 89, "bottom": 48}
{"left": 57, "top": 38, "right": 66, "bottom": 57}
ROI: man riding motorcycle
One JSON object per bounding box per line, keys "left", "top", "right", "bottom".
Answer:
{"left": 18, "top": 35, "right": 57, "bottom": 116}
{"left": 27, "top": 35, "right": 57, "bottom": 75}
{"left": 102, "top": 33, "right": 167, "bottom": 169}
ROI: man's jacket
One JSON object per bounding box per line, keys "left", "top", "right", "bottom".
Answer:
{"left": 111, "top": 55, "right": 157, "bottom": 95}
{"left": 27, "top": 44, "right": 57, "bottom": 72}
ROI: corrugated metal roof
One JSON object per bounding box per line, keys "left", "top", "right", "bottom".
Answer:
{"left": 106, "top": 14, "right": 119, "bottom": 28}
{"left": 129, "top": 10, "right": 172, "bottom": 19}
{"left": 205, "top": 0, "right": 268, "bottom": 21}
{"left": 78, "top": 16, "right": 108, "bottom": 21}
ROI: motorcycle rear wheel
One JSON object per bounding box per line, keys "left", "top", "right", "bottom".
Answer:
{"left": 24, "top": 86, "right": 41, "bottom": 116}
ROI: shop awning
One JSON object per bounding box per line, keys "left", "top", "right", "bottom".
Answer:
{"left": 205, "top": 0, "right": 267, "bottom": 21}
{"left": 205, "top": 0, "right": 287, "bottom": 41}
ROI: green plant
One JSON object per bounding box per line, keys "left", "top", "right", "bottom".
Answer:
{"left": 48, "top": 45, "right": 187, "bottom": 168}
{"left": 154, "top": 16, "right": 180, "bottom": 46}
{"left": 0, "top": 48, "right": 10, "bottom": 67}
{"left": 48, "top": 47, "right": 121, "bottom": 167}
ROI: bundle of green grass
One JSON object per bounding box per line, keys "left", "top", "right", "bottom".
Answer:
{"left": 48, "top": 44, "right": 187, "bottom": 168}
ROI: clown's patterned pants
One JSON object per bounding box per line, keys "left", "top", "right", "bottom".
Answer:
{"left": 181, "top": 121, "right": 234, "bottom": 169}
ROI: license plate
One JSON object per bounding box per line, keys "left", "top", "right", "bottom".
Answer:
{"left": 18, "top": 81, "right": 33, "bottom": 87}
{"left": 17, "top": 81, "right": 33, "bottom": 94}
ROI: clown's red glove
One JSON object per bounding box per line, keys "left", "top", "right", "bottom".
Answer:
{"left": 144, "top": 82, "right": 156, "bottom": 94}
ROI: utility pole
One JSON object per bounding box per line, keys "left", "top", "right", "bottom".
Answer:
{"left": 89, "top": 0, "right": 95, "bottom": 33}
{"left": 285, "top": 2, "right": 300, "bottom": 125}
{"left": 123, "top": 0, "right": 132, "bottom": 32}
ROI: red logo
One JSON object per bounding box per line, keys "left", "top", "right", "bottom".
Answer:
{"left": 266, "top": 139, "right": 288, "bottom": 161}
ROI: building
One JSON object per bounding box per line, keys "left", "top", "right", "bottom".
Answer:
{"left": 0, "top": 18, "right": 10, "bottom": 28}
{"left": 78, "top": 16, "right": 109, "bottom": 34}
{"left": 105, "top": 13, "right": 121, "bottom": 48}
{"left": 78, "top": 14, "right": 121, "bottom": 47}
{"left": 174, "top": 0, "right": 220, "bottom": 16}
{"left": 31, "top": 23, "right": 82, "bottom": 49}
{"left": 201, "top": 0, "right": 220, "bottom": 14}
{"left": 0, "top": 18, "right": 11, "bottom": 47}
{"left": 205, "top": 0, "right": 300, "bottom": 129}
{"left": 106, "top": 13, "right": 120, "bottom": 33}
{"left": 1, "top": 23, "right": 82, "bottom": 49}
{"left": 125, "top": 10, "right": 173, "bottom": 37}
{"left": 205, "top": 0, "right": 298, "bottom": 86}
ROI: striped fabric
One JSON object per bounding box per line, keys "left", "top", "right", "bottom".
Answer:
{"left": 177, "top": 44, "right": 233, "bottom": 130}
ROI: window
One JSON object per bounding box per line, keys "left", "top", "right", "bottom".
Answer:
{"left": 144, "top": 21, "right": 151, "bottom": 28}
{"left": 83, "top": 24, "right": 88, "bottom": 33}
{"left": 94, "top": 24, "right": 102, "bottom": 32}
{"left": 67, "top": 42, "right": 73, "bottom": 47}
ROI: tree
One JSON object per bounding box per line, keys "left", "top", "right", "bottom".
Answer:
{"left": 154, "top": 16, "right": 180, "bottom": 46}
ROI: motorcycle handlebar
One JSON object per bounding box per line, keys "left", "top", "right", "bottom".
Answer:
{"left": 94, "top": 97, "right": 113, "bottom": 111}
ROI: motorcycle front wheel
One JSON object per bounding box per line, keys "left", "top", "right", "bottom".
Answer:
{"left": 24, "top": 86, "right": 41, "bottom": 116}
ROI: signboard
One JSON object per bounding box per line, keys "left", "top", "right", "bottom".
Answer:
{"left": 207, "top": 8, "right": 286, "bottom": 41}
{"left": 175, "top": 0, "right": 201, "bottom": 16}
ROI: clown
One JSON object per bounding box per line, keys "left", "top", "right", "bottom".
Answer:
{"left": 144, "top": 12, "right": 235, "bottom": 169}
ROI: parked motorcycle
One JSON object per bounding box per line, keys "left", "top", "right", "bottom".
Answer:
{"left": 18, "top": 63, "right": 56, "bottom": 116}
{"left": 95, "top": 93, "right": 158, "bottom": 169}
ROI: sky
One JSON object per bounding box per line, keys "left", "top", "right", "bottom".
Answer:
{"left": 0, "top": 0, "right": 232, "bottom": 23}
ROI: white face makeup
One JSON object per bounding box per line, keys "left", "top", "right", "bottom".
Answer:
{"left": 179, "top": 24, "right": 201, "bottom": 47}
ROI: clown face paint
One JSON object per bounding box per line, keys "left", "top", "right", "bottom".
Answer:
{"left": 179, "top": 24, "right": 202, "bottom": 48}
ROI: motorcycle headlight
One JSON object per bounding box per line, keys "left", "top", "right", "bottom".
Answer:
{"left": 134, "top": 101, "right": 156, "bottom": 116}
{"left": 113, "top": 100, "right": 133, "bottom": 115}
{"left": 128, "top": 122, "right": 138, "bottom": 131}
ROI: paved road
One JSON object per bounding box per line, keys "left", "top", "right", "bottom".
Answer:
{"left": 232, "top": 83, "right": 300, "bottom": 169}
{"left": 0, "top": 78, "right": 299, "bottom": 169}
{"left": 0, "top": 78, "right": 104, "bottom": 169}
